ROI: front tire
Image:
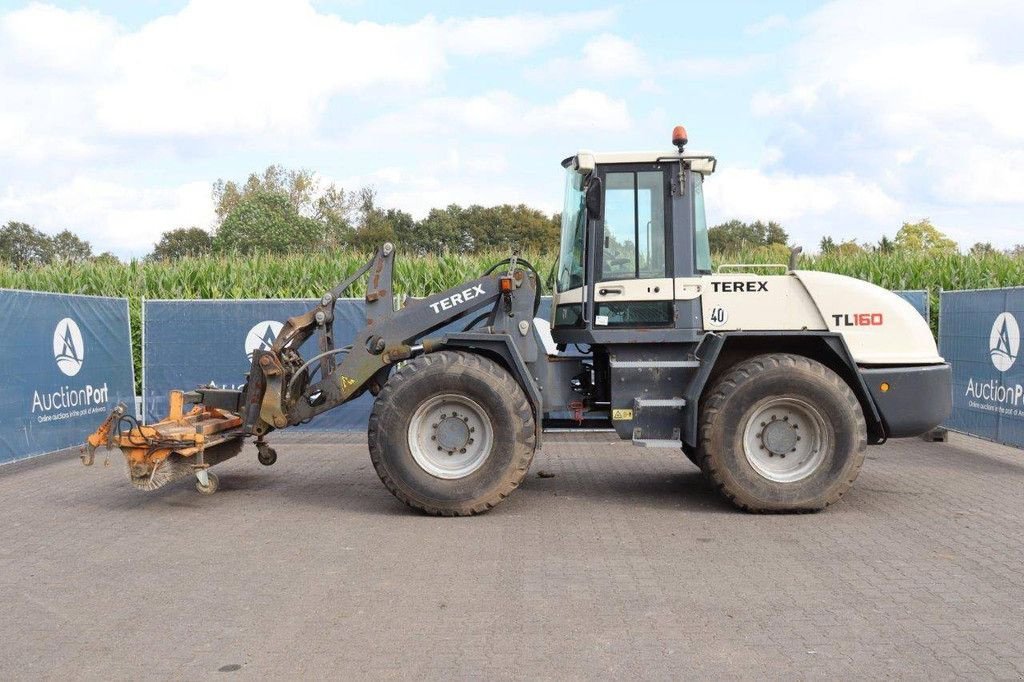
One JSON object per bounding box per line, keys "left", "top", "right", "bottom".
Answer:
{"left": 368, "top": 350, "right": 537, "bottom": 516}
{"left": 700, "top": 353, "right": 866, "bottom": 512}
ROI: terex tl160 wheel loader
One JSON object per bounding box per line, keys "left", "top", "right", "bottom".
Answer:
{"left": 84, "top": 126, "right": 952, "bottom": 513}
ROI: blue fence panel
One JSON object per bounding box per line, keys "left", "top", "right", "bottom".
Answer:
{"left": 940, "top": 288, "right": 1024, "bottom": 446}
{"left": 895, "top": 290, "right": 929, "bottom": 321}
{"left": 143, "top": 299, "right": 372, "bottom": 430}
{"left": 0, "top": 290, "right": 135, "bottom": 464}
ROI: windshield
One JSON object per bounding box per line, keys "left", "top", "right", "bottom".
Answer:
{"left": 557, "top": 169, "right": 587, "bottom": 292}
{"left": 693, "top": 173, "right": 712, "bottom": 273}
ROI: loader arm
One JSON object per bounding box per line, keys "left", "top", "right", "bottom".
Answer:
{"left": 241, "top": 245, "right": 540, "bottom": 438}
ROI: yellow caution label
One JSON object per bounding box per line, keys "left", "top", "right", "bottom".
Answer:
{"left": 340, "top": 375, "right": 356, "bottom": 390}
{"left": 612, "top": 408, "right": 633, "bottom": 421}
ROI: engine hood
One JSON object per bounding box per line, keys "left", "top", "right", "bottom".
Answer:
{"left": 793, "top": 270, "right": 942, "bottom": 365}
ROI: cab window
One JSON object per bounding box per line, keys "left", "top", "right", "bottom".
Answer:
{"left": 556, "top": 169, "right": 586, "bottom": 292}
{"left": 693, "top": 173, "right": 712, "bottom": 274}
{"left": 600, "top": 170, "right": 666, "bottom": 281}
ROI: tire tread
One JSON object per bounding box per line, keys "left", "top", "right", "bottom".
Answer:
{"left": 367, "top": 350, "right": 536, "bottom": 516}
{"left": 699, "top": 353, "right": 867, "bottom": 513}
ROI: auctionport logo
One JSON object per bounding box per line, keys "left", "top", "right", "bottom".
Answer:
{"left": 53, "top": 317, "right": 85, "bottom": 377}
{"left": 32, "top": 316, "right": 109, "bottom": 419}
{"left": 245, "top": 320, "right": 283, "bottom": 362}
{"left": 989, "top": 312, "right": 1020, "bottom": 372}
{"left": 965, "top": 311, "right": 1024, "bottom": 415}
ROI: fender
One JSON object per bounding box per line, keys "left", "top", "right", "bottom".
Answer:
{"left": 681, "top": 331, "right": 885, "bottom": 448}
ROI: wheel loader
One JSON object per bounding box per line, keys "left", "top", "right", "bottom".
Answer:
{"left": 83, "top": 126, "right": 952, "bottom": 514}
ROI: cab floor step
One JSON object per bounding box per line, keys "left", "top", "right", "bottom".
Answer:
{"left": 634, "top": 397, "right": 686, "bottom": 408}
{"left": 632, "top": 438, "right": 683, "bottom": 448}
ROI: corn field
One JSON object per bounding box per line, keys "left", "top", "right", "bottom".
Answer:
{"left": 2, "top": 247, "right": 1023, "bottom": 391}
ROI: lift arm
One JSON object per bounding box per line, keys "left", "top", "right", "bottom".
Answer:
{"left": 238, "top": 244, "right": 540, "bottom": 437}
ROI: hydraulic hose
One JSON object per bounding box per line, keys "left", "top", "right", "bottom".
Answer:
{"left": 482, "top": 257, "right": 543, "bottom": 318}
{"left": 285, "top": 345, "right": 353, "bottom": 399}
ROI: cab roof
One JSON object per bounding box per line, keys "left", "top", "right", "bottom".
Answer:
{"left": 565, "top": 150, "right": 717, "bottom": 176}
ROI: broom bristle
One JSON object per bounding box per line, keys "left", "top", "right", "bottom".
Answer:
{"left": 124, "top": 440, "right": 246, "bottom": 491}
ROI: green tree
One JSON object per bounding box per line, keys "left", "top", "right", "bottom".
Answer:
{"left": 213, "top": 165, "right": 354, "bottom": 250}
{"left": 92, "top": 252, "right": 120, "bottom": 265}
{"left": 415, "top": 204, "right": 472, "bottom": 253}
{"left": 834, "top": 239, "right": 864, "bottom": 256}
{"left": 708, "top": 220, "right": 789, "bottom": 253}
{"left": 346, "top": 188, "right": 416, "bottom": 252}
{"left": 411, "top": 203, "right": 560, "bottom": 254}
{"left": 894, "top": 219, "right": 957, "bottom": 253}
{"left": 214, "top": 191, "right": 323, "bottom": 254}
{"left": 50, "top": 229, "right": 92, "bottom": 263}
{"left": 819, "top": 236, "right": 836, "bottom": 254}
{"left": 0, "top": 221, "right": 53, "bottom": 266}
{"left": 465, "top": 204, "right": 560, "bottom": 253}
{"left": 213, "top": 165, "right": 316, "bottom": 223}
{"left": 151, "top": 227, "right": 214, "bottom": 260}
{"left": 969, "top": 241, "right": 995, "bottom": 256}
{"left": 877, "top": 235, "right": 894, "bottom": 253}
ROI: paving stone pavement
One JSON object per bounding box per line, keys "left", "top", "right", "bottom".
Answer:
{"left": 0, "top": 431, "right": 1022, "bottom": 680}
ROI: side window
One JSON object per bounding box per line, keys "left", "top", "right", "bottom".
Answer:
{"left": 637, "top": 171, "right": 666, "bottom": 278}
{"left": 602, "top": 173, "right": 636, "bottom": 279}
{"left": 693, "top": 173, "right": 712, "bottom": 273}
{"left": 600, "top": 169, "right": 667, "bottom": 281}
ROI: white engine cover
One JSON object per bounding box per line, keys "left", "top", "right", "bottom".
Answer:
{"left": 693, "top": 271, "right": 942, "bottom": 366}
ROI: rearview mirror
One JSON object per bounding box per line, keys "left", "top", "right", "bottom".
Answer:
{"left": 585, "top": 177, "right": 603, "bottom": 220}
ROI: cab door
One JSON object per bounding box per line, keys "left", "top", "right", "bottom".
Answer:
{"left": 593, "top": 165, "right": 673, "bottom": 328}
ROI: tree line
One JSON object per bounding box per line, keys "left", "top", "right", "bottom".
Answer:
{"left": 708, "top": 217, "right": 1002, "bottom": 257}
{"left": 0, "top": 164, "right": 1012, "bottom": 267}
{"left": 0, "top": 222, "right": 118, "bottom": 266}
{"left": 154, "top": 166, "right": 561, "bottom": 260}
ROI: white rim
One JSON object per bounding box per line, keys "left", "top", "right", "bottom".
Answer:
{"left": 408, "top": 393, "right": 494, "bottom": 480}
{"left": 741, "top": 397, "right": 829, "bottom": 483}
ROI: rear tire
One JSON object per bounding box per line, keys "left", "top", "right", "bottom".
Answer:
{"left": 700, "top": 353, "right": 866, "bottom": 512}
{"left": 368, "top": 350, "right": 537, "bottom": 516}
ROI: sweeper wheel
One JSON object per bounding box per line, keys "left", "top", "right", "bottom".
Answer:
{"left": 195, "top": 471, "right": 219, "bottom": 495}
{"left": 257, "top": 445, "right": 277, "bottom": 466}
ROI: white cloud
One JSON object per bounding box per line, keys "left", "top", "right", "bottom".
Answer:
{"left": 331, "top": 148, "right": 558, "bottom": 223}
{"left": 670, "top": 54, "right": 770, "bottom": 77}
{"left": 743, "top": 0, "right": 1024, "bottom": 246}
{"left": 441, "top": 10, "right": 615, "bottom": 57}
{"left": 525, "top": 33, "right": 646, "bottom": 83}
{"left": 579, "top": 34, "right": 646, "bottom": 78}
{"left": 744, "top": 14, "right": 789, "bottom": 36}
{"left": 353, "top": 89, "right": 631, "bottom": 140}
{"left": 756, "top": 0, "right": 1024, "bottom": 190}
{"left": 0, "top": 1, "right": 613, "bottom": 144}
{"left": 0, "top": 1, "right": 615, "bottom": 255}
{"left": 0, "top": 178, "right": 214, "bottom": 256}
{"left": 530, "top": 32, "right": 765, "bottom": 84}
{"left": 1, "top": 3, "right": 118, "bottom": 72}
{"left": 705, "top": 166, "right": 902, "bottom": 246}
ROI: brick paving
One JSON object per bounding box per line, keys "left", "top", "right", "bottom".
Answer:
{"left": 0, "top": 431, "right": 1022, "bottom": 679}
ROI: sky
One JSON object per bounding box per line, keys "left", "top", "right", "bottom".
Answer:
{"left": 1, "top": 0, "right": 1022, "bottom": 258}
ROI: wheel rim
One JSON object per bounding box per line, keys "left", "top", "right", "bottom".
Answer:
{"left": 408, "top": 393, "right": 494, "bottom": 479}
{"left": 741, "top": 397, "right": 829, "bottom": 483}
